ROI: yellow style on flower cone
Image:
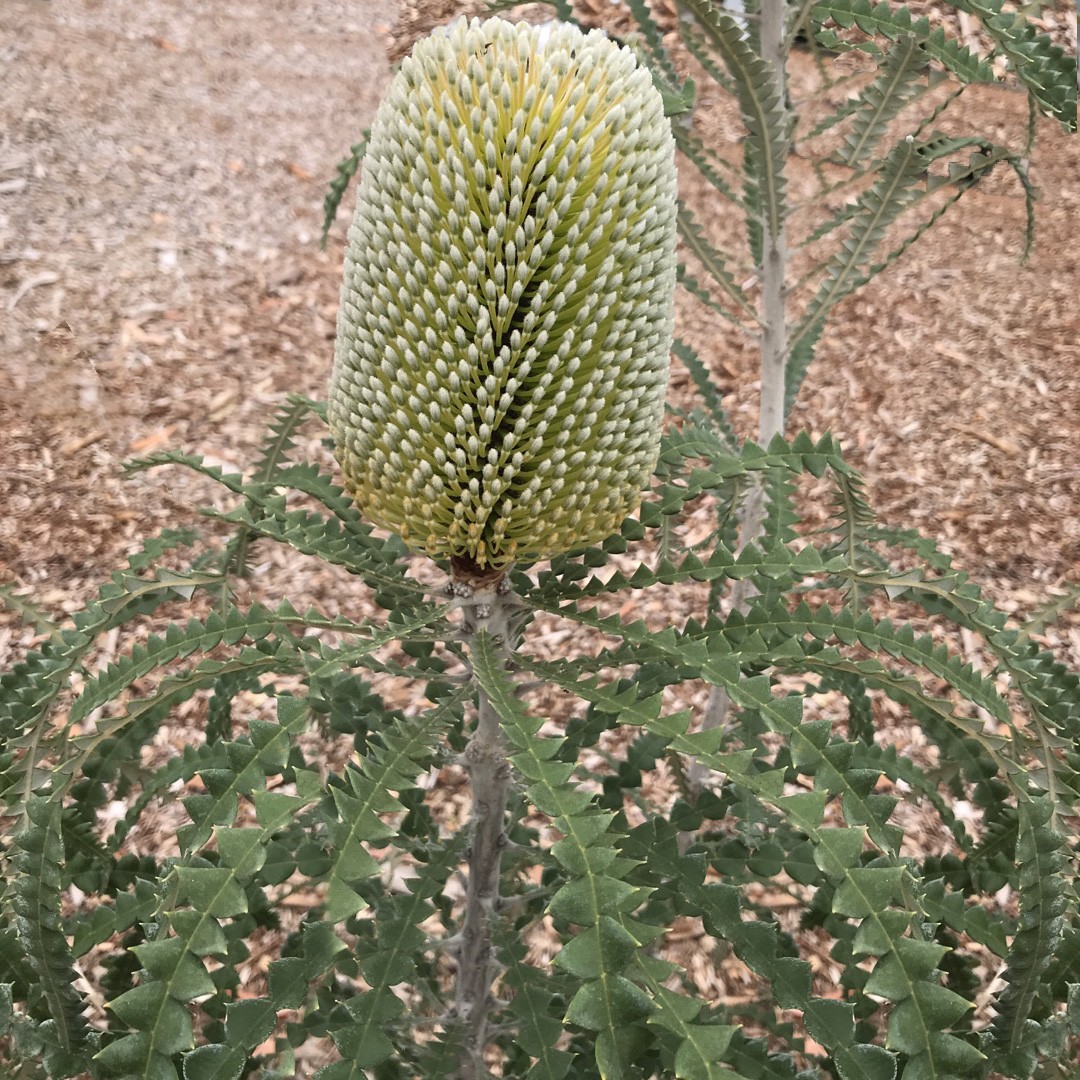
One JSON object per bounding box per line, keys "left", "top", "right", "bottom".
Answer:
{"left": 329, "top": 17, "right": 677, "bottom": 575}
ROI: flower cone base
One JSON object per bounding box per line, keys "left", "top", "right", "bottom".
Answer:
{"left": 450, "top": 553, "right": 509, "bottom": 593}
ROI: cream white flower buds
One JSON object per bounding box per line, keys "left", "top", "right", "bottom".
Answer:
{"left": 329, "top": 16, "right": 677, "bottom": 576}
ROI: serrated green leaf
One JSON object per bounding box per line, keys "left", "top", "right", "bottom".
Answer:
{"left": 253, "top": 788, "right": 310, "bottom": 832}
{"left": 886, "top": 984, "right": 973, "bottom": 1055}
{"left": 682, "top": 0, "right": 789, "bottom": 243}
{"left": 852, "top": 911, "right": 914, "bottom": 957}
{"left": 992, "top": 799, "right": 1070, "bottom": 1051}
{"left": 167, "top": 912, "right": 228, "bottom": 959}
{"left": 673, "top": 1024, "right": 739, "bottom": 1080}
{"left": 595, "top": 1028, "right": 635, "bottom": 1080}
{"left": 268, "top": 957, "right": 309, "bottom": 1010}
{"left": 183, "top": 1043, "right": 246, "bottom": 1080}
{"left": 214, "top": 827, "right": 266, "bottom": 879}
{"left": 804, "top": 999, "right": 855, "bottom": 1047}
{"left": 324, "top": 877, "right": 367, "bottom": 922}
{"left": 108, "top": 982, "right": 167, "bottom": 1029}
{"left": 565, "top": 976, "right": 653, "bottom": 1030}
{"left": 109, "top": 985, "right": 193, "bottom": 1055}
{"left": 302, "top": 922, "right": 347, "bottom": 973}
{"left": 928, "top": 1030, "right": 986, "bottom": 1071}
{"left": 131, "top": 939, "right": 216, "bottom": 1000}
{"left": 677, "top": 206, "right": 756, "bottom": 322}
{"left": 175, "top": 697, "right": 312, "bottom": 854}
{"left": 95, "top": 1032, "right": 176, "bottom": 1079}
{"left": 174, "top": 867, "right": 248, "bottom": 918}
{"left": 554, "top": 917, "right": 640, "bottom": 979}
{"left": 549, "top": 835, "right": 618, "bottom": 877}
{"left": 946, "top": 0, "right": 1075, "bottom": 127}
{"left": 550, "top": 877, "right": 638, "bottom": 927}
{"left": 768, "top": 794, "right": 825, "bottom": 833}
{"left": 321, "top": 133, "right": 369, "bottom": 247}
{"left": 832, "top": 866, "right": 905, "bottom": 917}
{"left": 834, "top": 1043, "right": 897, "bottom": 1080}
{"left": 815, "top": 827, "right": 867, "bottom": 876}
{"left": 329, "top": 1024, "right": 394, "bottom": 1070}
{"left": 225, "top": 998, "right": 276, "bottom": 1049}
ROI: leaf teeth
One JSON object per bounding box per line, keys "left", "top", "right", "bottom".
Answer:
{"left": 328, "top": 16, "right": 678, "bottom": 569}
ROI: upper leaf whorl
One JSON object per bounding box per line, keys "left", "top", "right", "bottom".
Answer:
{"left": 329, "top": 17, "right": 678, "bottom": 572}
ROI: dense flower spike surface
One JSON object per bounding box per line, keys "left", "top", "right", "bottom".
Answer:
{"left": 329, "top": 17, "right": 677, "bottom": 571}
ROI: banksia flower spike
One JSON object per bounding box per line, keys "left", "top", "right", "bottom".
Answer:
{"left": 329, "top": 16, "right": 677, "bottom": 583}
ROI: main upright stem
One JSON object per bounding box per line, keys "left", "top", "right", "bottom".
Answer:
{"left": 758, "top": 0, "right": 790, "bottom": 449}
{"left": 732, "top": 0, "right": 790, "bottom": 576}
{"left": 692, "top": 0, "right": 791, "bottom": 785}
{"left": 453, "top": 575, "right": 516, "bottom": 1079}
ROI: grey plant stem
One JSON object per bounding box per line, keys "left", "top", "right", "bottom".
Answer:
{"left": 757, "top": 0, "right": 790, "bottom": 451}
{"left": 453, "top": 576, "right": 517, "bottom": 1079}
{"left": 691, "top": 0, "right": 791, "bottom": 791}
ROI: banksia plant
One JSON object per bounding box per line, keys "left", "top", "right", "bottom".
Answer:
{"left": 328, "top": 16, "right": 678, "bottom": 582}
{"left": 6, "top": 5, "right": 1080, "bottom": 1080}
